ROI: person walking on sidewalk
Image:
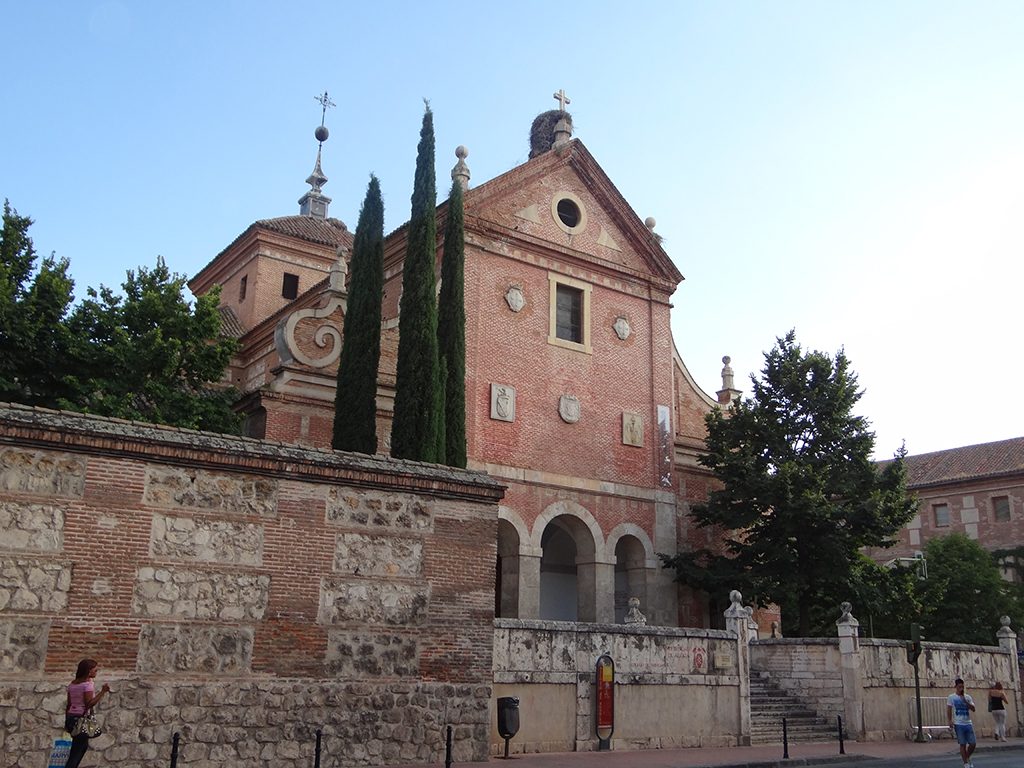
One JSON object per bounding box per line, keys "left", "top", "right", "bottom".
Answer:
{"left": 988, "top": 681, "right": 1009, "bottom": 740}
{"left": 948, "top": 677, "right": 977, "bottom": 768}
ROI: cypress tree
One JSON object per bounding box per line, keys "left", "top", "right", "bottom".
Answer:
{"left": 437, "top": 180, "right": 467, "bottom": 467}
{"left": 332, "top": 175, "right": 384, "bottom": 453}
{"left": 391, "top": 105, "right": 443, "bottom": 461}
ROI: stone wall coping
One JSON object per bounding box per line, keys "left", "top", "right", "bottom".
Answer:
{"left": 752, "top": 638, "right": 839, "bottom": 647}
{"left": 494, "top": 617, "right": 734, "bottom": 640}
{"left": 0, "top": 402, "right": 506, "bottom": 503}
{"left": 860, "top": 637, "right": 1005, "bottom": 652}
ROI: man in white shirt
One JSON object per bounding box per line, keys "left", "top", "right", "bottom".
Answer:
{"left": 947, "top": 678, "right": 977, "bottom": 768}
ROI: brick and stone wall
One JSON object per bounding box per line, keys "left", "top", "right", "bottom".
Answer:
{"left": 0, "top": 403, "right": 504, "bottom": 768}
{"left": 492, "top": 619, "right": 743, "bottom": 753}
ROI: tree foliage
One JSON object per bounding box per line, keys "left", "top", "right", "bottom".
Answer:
{"left": 0, "top": 200, "right": 77, "bottom": 405}
{"left": 916, "top": 533, "right": 1024, "bottom": 645}
{"left": 391, "top": 105, "right": 443, "bottom": 462}
{"left": 662, "top": 330, "right": 917, "bottom": 636}
{"left": 437, "top": 180, "right": 466, "bottom": 467}
{"left": 0, "top": 199, "right": 239, "bottom": 432}
{"left": 64, "top": 258, "right": 239, "bottom": 431}
{"left": 333, "top": 176, "right": 385, "bottom": 454}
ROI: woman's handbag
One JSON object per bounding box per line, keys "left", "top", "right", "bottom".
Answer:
{"left": 71, "top": 711, "right": 102, "bottom": 738}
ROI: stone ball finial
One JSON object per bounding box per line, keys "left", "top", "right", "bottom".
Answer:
{"left": 722, "top": 356, "right": 731, "bottom": 366}
{"left": 315, "top": 125, "right": 329, "bottom": 143}
{"left": 1001, "top": 615, "right": 1012, "bottom": 628}
{"left": 455, "top": 145, "right": 468, "bottom": 159}
{"left": 644, "top": 216, "right": 657, "bottom": 230}
{"left": 729, "top": 589, "right": 742, "bottom": 605}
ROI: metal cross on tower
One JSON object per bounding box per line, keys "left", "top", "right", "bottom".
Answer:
{"left": 314, "top": 91, "right": 336, "bottom": 127}
{"left": 552, "top": 89, "right": 571, "bottom": 111}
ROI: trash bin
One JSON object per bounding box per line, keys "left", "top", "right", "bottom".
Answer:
{"left": 497, "top": 696, "right": 520, "bottom": 739}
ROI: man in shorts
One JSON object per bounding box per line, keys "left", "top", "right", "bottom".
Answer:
{"left": 947, "top": 678, "right": 977, "bottom": 768}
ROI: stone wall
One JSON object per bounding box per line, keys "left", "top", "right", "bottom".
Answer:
{"left": 492, "top": 619, "right": 743, "bottom": 753}
{"left": 0, "top": 403, "right": 504, "bottom": 768}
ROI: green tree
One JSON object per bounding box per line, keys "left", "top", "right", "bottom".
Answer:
{"left": 391, "top": 104, "right": 443, "bottom": 462}
{"left": 65, "top": 257, "right": 240, "bottom": 432}
{"left": 436, "top": 180, "right": 466, "bottom": 467}
{"left": 916, "top": 533, "right": 1024, "bottom": 645}
{"left": 0, "top": 200, "right": 77, "bottom": 405}
{"left": 333, "top": 176, "right": 385, "bottom": 453}
{"left": 662, "top": 330, "right": 917, "bottom": 636}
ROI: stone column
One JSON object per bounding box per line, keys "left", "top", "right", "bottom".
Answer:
{"left": 576, "top": 557, "right": 616, "bottom": 623}
{"left": 996, "top": 615, "right": 1021, "bottom": 737}
{"left": 650, "top": 493, "right": 678, "bottom": 626}
{"left": 836, "top": 601, "right": 864, "bottom": 738}
{"left": 517, "top": 547, "right": 542, "bottom": 619}
{"left": 724, "top": 590, "right": 752, "bottom": 746}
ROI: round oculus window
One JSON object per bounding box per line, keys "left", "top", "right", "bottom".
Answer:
{"left": 557, "top": 198, "right": 581, "bottom": 228}
{"left": 551, "top": 192, "right": 587, "bottom": 234}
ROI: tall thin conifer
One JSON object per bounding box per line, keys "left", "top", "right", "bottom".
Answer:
{"left": 332, "top": 176, "right": 384, "bottom": 453}
{"left": 437, "top": 180, "right": 467, "bottom": 467}
{"left": 391, "top": 105, "right": 442, "bottom": 461}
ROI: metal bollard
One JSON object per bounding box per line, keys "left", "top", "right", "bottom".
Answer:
{"left": 445, "top": 724, "right": 453, "bottom": 768}
{"left": 314, "top": 729, "right": 322, "bottom": 768}
{"left": 838, "top": 715, "right": 845, "bottom": 754}
{"left": 782, "top": 717, "right": 789, "bottom": 759}
{"left": 169, "top": 732, "right": 180, "bottom": 768}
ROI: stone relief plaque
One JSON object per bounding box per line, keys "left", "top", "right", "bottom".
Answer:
{"left": 558, "top": 394, "right": 581, "bottom": 424}
{"left": 504, "top": 285, "right": 525, "bottom": 313}
{"left": 490, "top": 384, "right": 516, "bottom": 422}
{"left": 613, "top": 316, "right": 631, "bottom": 340}
{"left": 622, "top": 412, "right": 643, "bottom": 446}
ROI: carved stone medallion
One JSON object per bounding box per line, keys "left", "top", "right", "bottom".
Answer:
{"left": 613, "top": 316, "right": 631, "bottom": 340}
{"left": 505, "top": 285, "right": 525, "bottom": 313}
{"left": 558, "top": 394, "right": 581, "bottom": 424}
{"left": 490, "top": 384, "right": 516, "bottom": 422}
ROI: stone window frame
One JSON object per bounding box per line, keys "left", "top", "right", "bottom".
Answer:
{"left": 933, "top": 502, "right": 950, "bottom": 528}
{"left": 550, "top": 191, "right": 588, "bottom": 236}
{"left": 547, "top": 272, "right": 592, "bottom": 354}
{"left": 992, "top": 495, "right": 1011, "bottom": 523}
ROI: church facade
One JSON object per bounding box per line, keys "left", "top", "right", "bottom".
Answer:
{"left": 189, "top": 106, "right": 738, "bottom": 631}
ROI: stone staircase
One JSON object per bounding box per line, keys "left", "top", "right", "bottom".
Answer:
{"left": 749, "top": 676, "right": 840, "bottom": 745}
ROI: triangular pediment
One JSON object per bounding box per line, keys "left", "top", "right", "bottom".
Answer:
{"left": 464, "top": 140, "right": 682, "bottom": 287}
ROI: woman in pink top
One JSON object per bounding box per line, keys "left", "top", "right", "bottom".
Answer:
{"left": 65, "top": 658, "right": 110, "bottom": 768}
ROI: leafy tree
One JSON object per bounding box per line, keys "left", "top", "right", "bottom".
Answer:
{"left": 333, "top": 176, "right": 385, "bottom": 454}
{"left": 0, "top": 200, "right": 77, "bottom": 405}
{"left": 65, "top": 257, "right": 240, "bottom": 432}
{"left": 437, "top": 180, "right": 466, "bottom": 467}
{"left": 662, "top": 330, "right": 917, "bottom": 636}
{"left": 915, "top": 533, "right": 1024, "bottom": 645}
{"left": 391, "top": 104, "right": 443, "bottom": 462}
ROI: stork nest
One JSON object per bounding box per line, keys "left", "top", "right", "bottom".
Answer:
{"left": 529, "top": 110, "right": 573, "bottom": 158}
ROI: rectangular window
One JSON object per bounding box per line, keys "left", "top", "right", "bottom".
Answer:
{"left": 555, "top": 285, "right": 582, "bottom": 342}
{"left": 238, "top": 275, "right": 247, "bottom": 301}
{"left": 547, "top": 273, "right": 592, "bottom": 353}
{"left": 933, "top": 503, "right": 950, "bottom": 527}
{"left": 282, "top": 272, "right": 299, "bottom": 300}
{"left": 993, "top": 496, "right": 1011, "bottom": 523}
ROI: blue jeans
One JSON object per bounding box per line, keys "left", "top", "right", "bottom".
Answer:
{"left": 954, "top": 722, "right": 976, "bottom": 746}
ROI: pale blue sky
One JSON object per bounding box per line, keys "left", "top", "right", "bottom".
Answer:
{"left": 3, "top": 1, "right": 1022, "bottom": 458}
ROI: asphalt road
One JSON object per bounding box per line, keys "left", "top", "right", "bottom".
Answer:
{"left": 829, "top": 752, "right": 1019, "bottom": 768}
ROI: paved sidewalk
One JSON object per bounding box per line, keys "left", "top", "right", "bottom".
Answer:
{"left": 386, "top": 737, "right": 1024, "bottom": 768}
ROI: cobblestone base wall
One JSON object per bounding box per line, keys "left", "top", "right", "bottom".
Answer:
{"left": 2, "top": 679, "right": 487, "bottom": 768}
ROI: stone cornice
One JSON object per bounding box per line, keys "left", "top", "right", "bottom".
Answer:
{"left": 0, "top": 403, "right": 505, "bottom": 504}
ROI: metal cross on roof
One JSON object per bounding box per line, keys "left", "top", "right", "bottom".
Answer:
{"left": 314, "top": 91, "right": 336, "bottom": 126}
{"left": 552, "top": 89, "right": 571, "bottom": 112}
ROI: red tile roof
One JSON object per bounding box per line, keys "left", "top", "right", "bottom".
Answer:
{"left": 897, "top": 437, "right": 1024, "bottom": 488}
{"left": 217, "top": 305, "right": 245, "bottom": 338}
{"left": 254, "top": 216, "right": 352, "bottom": 248}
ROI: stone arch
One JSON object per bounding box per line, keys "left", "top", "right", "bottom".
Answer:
{"left": 495, "top": 506, "right": 532, "bottom": 619}
{"left": 606, "top": 524, "right": 656, "bottom": 624}
{"left": 533, "top": 500, "right": 611, "bottom": 623}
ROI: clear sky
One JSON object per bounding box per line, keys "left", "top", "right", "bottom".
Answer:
{"left": 3, "top": 1, "right": 1022, "bottom": 459}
